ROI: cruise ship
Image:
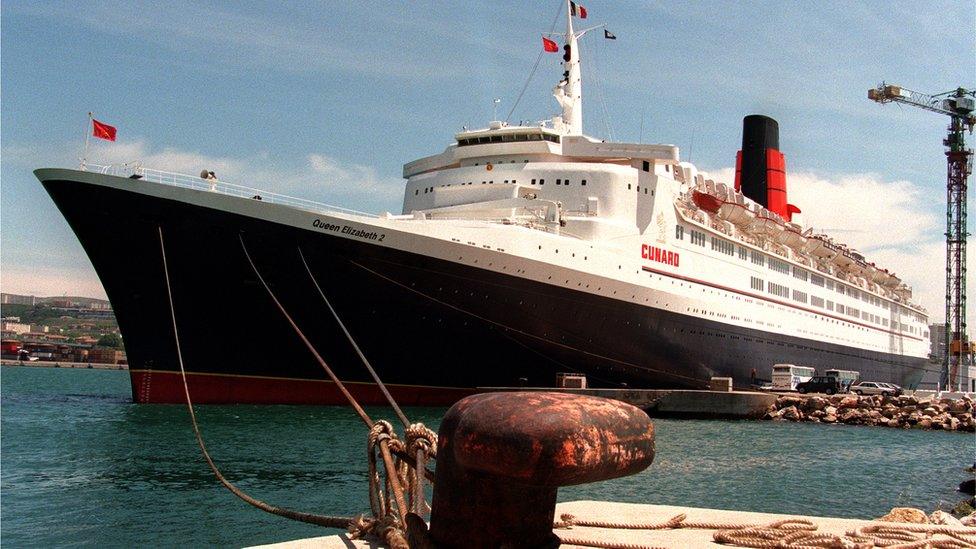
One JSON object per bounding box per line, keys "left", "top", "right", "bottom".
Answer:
{"left": 36, "top": 3, "right": 930, "bottom": 404}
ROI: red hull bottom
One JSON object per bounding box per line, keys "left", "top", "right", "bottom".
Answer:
{"left": 129, "top": 370, "right": 474, "bottom": 406}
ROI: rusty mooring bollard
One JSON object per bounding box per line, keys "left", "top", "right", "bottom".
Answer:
{"left": 427, "top": 392, "right": 656, "bottom": 548}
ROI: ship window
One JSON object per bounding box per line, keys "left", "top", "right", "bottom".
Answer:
{"left": 556, "top": 179, "right": 561, "bottom": 185}
{"left": 531, "top": 179, "right": 536, "bottom": 185}
{"left": 675, "top": 225, "right": 684, "bottom": 240}
{"left": 768, "top": 282, "right": 790, "bottom": 298}
{"left": 768, "top": 257, "right": 790, "bottom": 274}
{"left": 811, "top": 296, "right": 824, "bottom": 307}
{"left": 539, "top": 179, "right": 545, "bottom": 185}
{"left": 751, "top": 251, "right": 765, "bottom": 266}
{"left": 582, "top": 179, "right": 587, "bottom": 186}
{"left": 415, "top": 189, "right": 419, "bottom": 195}
{"left": 565, "top": 180, "right": 570, "bottom": 185}
{"left": 792, "top": 290, "right": 808, "bottom": 303}
{"left": 738, "top": 246, "right": 747, "bottom": 260}
{"left": 642, "top": 161, "right": 650, "bottom": 172}
{"left": 504, "top": 180, "right": 509, "bottom": 184}
{"left": 811, "top": 274, "right": 825, "bottom": 287}
{"left": 628, "top": 184, "right": 632, "bottom": 190}
{"left": 793, "top": 267, "right": 808, "bottom": 281}
{"left": 750, "top": 277, "right": 764, "bottom": 291}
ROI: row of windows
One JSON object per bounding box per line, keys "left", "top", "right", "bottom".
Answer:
{"left": 414, "top": 176, "right": 590, "bottom": 195}
{"left": 676, "top": 223, "right": 925, "bottom": 323}
{"left": 750, "top": 276, "right": 764, "bottom": 291}
{"left": 457, "top": 132, "right": 560, "bottom": 146}
{"left": 711, "top": 236, "right": 735, "bottom": 256}
{"left": 768, "top": 257, "right": 790, "bottom": 274}
{"left": 768, "top": 282, "right": 790, "bottom": 298}
{"left": 792, "top": 290, "right": 808, "bottom": 303}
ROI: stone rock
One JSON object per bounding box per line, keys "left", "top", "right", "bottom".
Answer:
{"left": 922, "top": 407, "right": 938, "bottom": 417}
{"left": 877, "top": 507, "right": 929, "bottom": 523}
{"left": 881, "top": 404, "right": 898, "bottom": 418}
{"left": 778, "top": 396, "right": 804, "bottom": 409}
{"left": 823, "top": 414, "right": 837, "bottom": 423}
{"left": 886, "top": 418, "right": 901, "bottom": 428}
{"left": 805, "top": 396, "right": 829, "bottom": 411}
{"left": 809, "top": 410, "right": 825, "bottom": 419}
{"left": 950, "top": 400, "right": 973, "bottom": 414}
{"left": 839, "top": 396, "right": 860, "bottom": 409}
{"left": 781, "top": 406, "right": 801, "bottom": 421}
{"left": 918, "top": 419, "right": 933, "bottom": 429}
{"left": 824, "top": 405, "right": 838, "bottom": 416}
{"left": 929, "top": 510, "right": 963, "bottom": 526}
{"left": 947, "top": 417, "right": 960, "bottom": 431}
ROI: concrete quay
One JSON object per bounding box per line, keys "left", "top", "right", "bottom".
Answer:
{"left": 250, "top": 500, "right": 975, "bottom": 548}
{"left": 1, "top": 359, "right": 127, "bottom": 370}
{"left": 477, "top": 386, "right": 778, "bottom": 419}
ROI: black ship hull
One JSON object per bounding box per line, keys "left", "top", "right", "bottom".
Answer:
{"left": 39, "top": 172, "right": 930, "bottom": 405}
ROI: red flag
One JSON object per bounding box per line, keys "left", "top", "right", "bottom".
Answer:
{"left": 542, "top": 37, "right": 558, "bottom": 53}
{"left": 570, "top": 2, "right": 587, "bottom": 18}
{"left": 92, "top": 119, "right": 117, "bottom": 142}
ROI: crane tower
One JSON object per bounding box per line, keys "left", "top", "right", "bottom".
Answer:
{"left": 869, "top": 84, "right": 976, "bottom": 391}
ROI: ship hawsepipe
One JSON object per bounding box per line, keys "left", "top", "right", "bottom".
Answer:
{"left": 36, "top": 168, "right": 929, "bottom": 405}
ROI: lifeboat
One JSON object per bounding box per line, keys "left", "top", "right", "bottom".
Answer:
{"left": 802, "top": 234, "right": 838, "bottom": 259}
{"left": 748, "top": 208, "right": 785, "bottom": 239}
{"left": 691, "top": 190, "right": 722, "bottom": 213}
{"left": 716, "top": 195, "right": 754, "bottom": 226}
{"left": 869, "top": 264, "right": 890, "bottom": 284}
{"left": 833, "top": 249, "right": 855, "bottom": 269}
{"left": 774, "top": 222, "right": 807, "bottom": 250}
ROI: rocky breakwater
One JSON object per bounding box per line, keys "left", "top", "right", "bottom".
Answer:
{"left": 765, "top": 394, "right": 975, "bottom": 432}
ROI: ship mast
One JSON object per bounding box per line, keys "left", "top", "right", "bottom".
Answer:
{"left": 553, "top": 0, "right": 582, "bottom": 135}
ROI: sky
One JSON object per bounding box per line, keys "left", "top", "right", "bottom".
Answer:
{"left": 1, "top": 0, "right": 974, "bottom": 326}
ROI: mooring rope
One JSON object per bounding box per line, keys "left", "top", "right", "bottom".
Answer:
{"left": 553, "top": 511, "right": 976, "bottom": 549}
{"left": 297, "top": 246, "right": 410, "bottom": 429}
{"left": 238, "top": 234, "right": 434, "bottom": 544}
{"left": 157, "top": 226, "right": 355, "bottom": 529}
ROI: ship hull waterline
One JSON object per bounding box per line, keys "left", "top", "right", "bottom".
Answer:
{"left": 38, "top": 171, "right": 929, "bottom": 405}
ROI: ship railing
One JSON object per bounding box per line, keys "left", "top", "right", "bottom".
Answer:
{"left": 86, "top": 163, "right": 377, "bottom": 218}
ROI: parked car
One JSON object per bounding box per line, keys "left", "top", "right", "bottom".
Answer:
{"left": 849, "top": 381, "right": 897, "bottom": 396}
{"left": 796, "top": 376, "right": 843, "bottom": 395}
{"left": 878, "top": 382, "right": 904, "bottom": 396}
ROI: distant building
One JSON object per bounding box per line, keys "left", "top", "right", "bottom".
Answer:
{"left": 0, "top": 321, "right": 31, "bottom": 335}
{"left": 1, "top": 316, "right": 21, "bottom": 322}
{"left": 1, "top": 293, "right": 37, "bottom": 306}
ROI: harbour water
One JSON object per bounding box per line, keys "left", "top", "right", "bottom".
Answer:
{"left": 1, "top": 366, "right": 970, "bottom": 547}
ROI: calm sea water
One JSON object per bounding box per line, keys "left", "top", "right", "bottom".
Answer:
{"left": 2, "top": 366, "right": 971, "bottom": 547}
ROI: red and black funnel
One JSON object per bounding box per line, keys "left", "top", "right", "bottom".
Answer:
{"left": 734, "top": 115, "right": 800, "bottom": 221}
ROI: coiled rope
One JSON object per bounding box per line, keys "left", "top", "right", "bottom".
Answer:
{"left": 553, "top": 512, "right": 976, "bottom": 549}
